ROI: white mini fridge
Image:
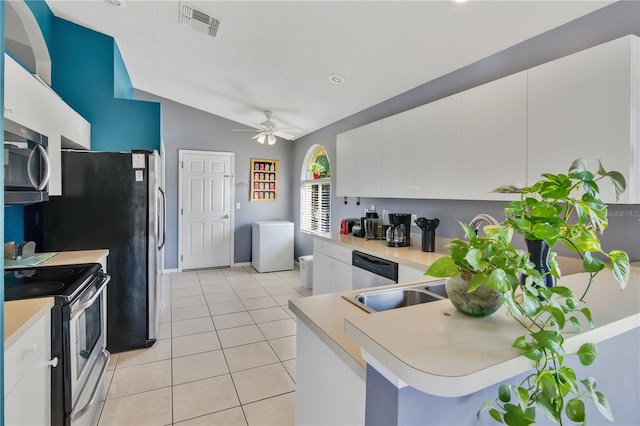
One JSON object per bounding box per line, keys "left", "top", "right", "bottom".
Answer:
{"left": 252, "top": 221, "right": 294, "bottom": 272}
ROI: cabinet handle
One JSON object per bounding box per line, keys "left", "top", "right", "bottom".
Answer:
{"left": 46, "top": 357, "right": 59, "bottom": 368}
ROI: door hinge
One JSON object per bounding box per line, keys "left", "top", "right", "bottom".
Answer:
{"left": 181, "top": 208, "right": 183, "bottom": 215}
{"left": 181, "top": 255, "right": 183, "bottom": 261}
{"left": 180, "top": 161, "right": 183, "bottom": 168}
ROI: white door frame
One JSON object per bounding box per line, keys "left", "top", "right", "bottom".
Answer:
{"left": 178, "top": 149, "right": 235, "bottom": 271}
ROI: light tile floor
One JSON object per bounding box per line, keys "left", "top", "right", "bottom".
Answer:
{"left": 93, "top": 265, "right": 309, "bottom": 426}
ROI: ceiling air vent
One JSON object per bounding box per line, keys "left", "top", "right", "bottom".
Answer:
{"left": 179, "top": 2, "right": 220, "bottom": 37}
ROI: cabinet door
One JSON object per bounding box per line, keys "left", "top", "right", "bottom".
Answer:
{"left": 528, "top": 36, "right": 638, "bottom": 204}
{"left": 312, "top": 251, "right": 332, "bottom": 295}
{"left": 357, "top": 121, "right": 383, "bottom": 197}
{"left": 330, "top": 259, "right": 353, "bottom": 293}
{"left": 5, "top": 312, "right": 51, "bottom": 426}
{"left": 336, "top": 128, "right": 359, "bottom": 196}
{"left": 381, "top": 108, "right": 418, "bottom": 198}
{"left": 414, "top": 94, "right": 462, "bottom": 199}
{"left": 459, "top": 72, "right": 527, "bottom": 200}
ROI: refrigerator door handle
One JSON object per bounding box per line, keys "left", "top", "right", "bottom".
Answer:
{"left": 158, "top": 187, "right": 166, "bottom": 250}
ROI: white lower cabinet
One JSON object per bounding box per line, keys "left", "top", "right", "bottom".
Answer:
{"left": 312, "top": 239, "right": 353, "bottom": 295}
{"left": 5, "top": 310, "right": 52, "bottom": 426}
{"left": 296, "top": 320, "right": 365, "bottom": 426}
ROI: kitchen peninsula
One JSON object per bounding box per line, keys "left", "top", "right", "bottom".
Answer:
{"left": 290, "top": 234, "right": 640, "bottom": 425}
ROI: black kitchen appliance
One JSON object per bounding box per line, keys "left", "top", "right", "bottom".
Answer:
{"left": 4, "top": 117, "right": 51, "bottom": 205}
{"left": 386, "top": 213, "right": 412, "bottom": 247}
{"left": 25, "top": 150, "right": 166, "bottom": 353}
{"left": 4, "top": 263, "right": 111, "bottom": 426}
{"left": 415, "top": 217, "right": 440, "bottom": 252}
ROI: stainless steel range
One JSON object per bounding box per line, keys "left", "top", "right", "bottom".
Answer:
{"left": 4, "top": 263, "right": 111, "bottom": 426}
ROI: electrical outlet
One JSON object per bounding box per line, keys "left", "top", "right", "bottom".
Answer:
{"left": 411, "top": 213, "right": 417, "bottom": 223}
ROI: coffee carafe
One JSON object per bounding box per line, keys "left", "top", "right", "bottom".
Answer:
{"left": 364, "top": 211, "right": 379, "bottom": 240}
{"left": 415, "top": 217, "right": 440, "bottom": 252}
{"left": 386, "top": 213, "right": 412, "bottom": 247}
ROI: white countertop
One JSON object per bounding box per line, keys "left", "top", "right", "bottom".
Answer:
{"left": 293, "top": 233, "right": 639, "bottom": 398}
{"left": 344, "top": 264, "right": 640, "bottom": 397}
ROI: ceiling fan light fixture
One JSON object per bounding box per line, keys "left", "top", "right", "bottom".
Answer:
{"left": 257, "top": 134, "right": 267, "bottom": 144}
{"left": 267, "top": 134, "right": 277, "bottom": 145}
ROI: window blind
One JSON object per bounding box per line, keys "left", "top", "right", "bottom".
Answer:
{"left": 300, "top": 180, "right": 331, "bottom": 233}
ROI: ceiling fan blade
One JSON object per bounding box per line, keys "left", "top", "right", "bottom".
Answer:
{"left": 251, "top": 132, "right": 266, "bottom": 139}
{"left": 232, "top": 129, "right": 261, "bottom": 132}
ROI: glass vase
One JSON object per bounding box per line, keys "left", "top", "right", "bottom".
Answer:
{"left": 444, "top": 272, "right": 503, "bottom": 317}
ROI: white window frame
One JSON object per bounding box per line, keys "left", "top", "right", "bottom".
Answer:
{"left": 300, "top": 145, "right": 331, "bottom": 234}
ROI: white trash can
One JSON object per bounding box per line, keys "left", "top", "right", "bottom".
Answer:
{"left": 299, "top": 255, "right": 314, "bottom": 289}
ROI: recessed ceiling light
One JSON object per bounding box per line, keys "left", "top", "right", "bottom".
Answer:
{"left": 328, "top": 74, "right": 345, "bottom": 84}
{"left": 105, "top": 0, "right": 126, "bottom": 8}
{"left": 448, "top": 0, "right": 468, "bottom": 4}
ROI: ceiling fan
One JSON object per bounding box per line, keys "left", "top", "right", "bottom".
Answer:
{"left": 233, "top": 111, "right": 301, "bottom": 145}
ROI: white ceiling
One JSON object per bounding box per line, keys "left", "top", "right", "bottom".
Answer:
{"left": 44, "top": 0, "right": 612, "bottom": 140}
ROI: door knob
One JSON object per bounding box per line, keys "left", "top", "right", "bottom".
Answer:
{"left": 223, "top": 214, "right": 229, "bottom": 219}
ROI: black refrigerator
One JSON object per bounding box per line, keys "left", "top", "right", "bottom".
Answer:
{"left": 25, "top": 150, "right": 166, "bottom": 353}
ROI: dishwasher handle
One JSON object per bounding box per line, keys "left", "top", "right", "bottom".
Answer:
{"left": 352, "top": 251, "right": 399, "bottom": 282}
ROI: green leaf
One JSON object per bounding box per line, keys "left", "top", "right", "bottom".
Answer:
{"left": 569, "top": 158, "right": 588, "bottom": 174}
{"left": 521, "top": 292, "right": 542, "bottom": 317}
{"left": 503, "top": 404, "right": 535, "bottom": 426}
{"left": 582, "top": 252, "right": 605, "bottom": 273}
{"left": 597, "top": 159, "right": 627, "bottom": 201}
{"left": 465, "top": 248, "right": 484, "bottom": 270}
{"left": 512, "top": 336, "right": 528, "bottom": 350}
{"left": 516, "top": 387, "right": 530, "bottom": 411}
{"left": 581, "top": 377, "right": 596, "bottom": 393}
{"left": 580, "top": 307, "right": 594, "bottom": 328}
{"left": 499, "top": 384, "right": 512, "bottom": 403}
{"left": 530, "top": 224, "right": 561, "bottom": 246}
{"left": 545, "top": 306, "right": 566, "bottom": 330}
{"left": 558, "top": 366, "right": 579, "bottom": 394}
{"left": 594, "top": 390, "right": 614, "bottom": 422}
{"left": 566, "top": 398, "right": 586, "bottom": 422}
{"left": 568, "top": 316, "right": 583, "bottom": 332}
{"left": 577, "top": 343, "right": 597, "bottom": 366}
{"left": 523, "top": 347, "right": 544, "bottom": 361}
{"left": 539, "top": 373, "right": 559, "bottom": 400}
{"left": 468, "top": 272, "right": 489, "bottom": 293}
{"left": 425, "top": 257, "right": 459, "bottom": 278}
{"left": 609, "top": 250, "right": 630, "bottom": 289}
{"left": 489, "top": 409, "right": 504, "bottom": 424}
{"left": 487, "top": 268, "right": 510, "bottom": 292}
{"left": 535, "top": 394, "right": 561, "bottom": 424}
{"left": 493, "top": 185, "right": 524, "bottom": 194}
{"left": 549, "top": 286, "right": 575, "bottom": 299}
{"left": 531, "top": 330, "right": 565, "bottom": 356}
{"left": 477, "top": 399, "right": 494, "bottom": 420}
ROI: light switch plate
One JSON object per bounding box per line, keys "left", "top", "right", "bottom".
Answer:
{"left": 132, "top": 153, "right": 146, "bottom": 169}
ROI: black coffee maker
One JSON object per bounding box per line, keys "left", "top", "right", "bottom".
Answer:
{"left": 386, "top": 213, "right": 412, "bottom": 247}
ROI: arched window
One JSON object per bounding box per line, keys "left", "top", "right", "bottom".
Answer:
{"left": 300, "top": 145, "right": 331, "bottom": 233}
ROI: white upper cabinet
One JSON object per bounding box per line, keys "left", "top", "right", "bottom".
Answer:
{"left": 414, "top": 94, "right": 461, "bottom": 199}
{"left": 381, "top": 106, "right": 420, "bottom": 198}
{"left": 4, "top": 54, "right": 91, "bottom": 197}
{"left": 528, "top": 35, "right": 639, "bottom": 204}
{"left": 459, "top": 71, "right": 527, "bottom": 200}
{"left": 336, "top": 121, "right": 382, "bottom": 197}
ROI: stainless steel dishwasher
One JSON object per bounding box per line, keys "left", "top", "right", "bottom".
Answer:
{"left": 352, "top": 250, "right": 398, "bottom": 290}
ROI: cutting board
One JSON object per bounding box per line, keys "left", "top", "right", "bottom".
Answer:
{"left": 5, "top": 252, "right": 59, "bottom": 269}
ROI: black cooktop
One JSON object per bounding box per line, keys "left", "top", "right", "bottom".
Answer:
{"left": 4, "top": 263, "right": 102, "bottom": 302}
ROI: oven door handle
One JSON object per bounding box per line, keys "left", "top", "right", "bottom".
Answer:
{"left": 70, "top": 275, "right": 111, "bottom": 318}
{"left": 70, "top": 349, "right": 110, "bottom": 422}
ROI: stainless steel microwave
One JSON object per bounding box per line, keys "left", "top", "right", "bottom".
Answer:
{"left": 4, "top": 118, "right": 50, "bottom": 205}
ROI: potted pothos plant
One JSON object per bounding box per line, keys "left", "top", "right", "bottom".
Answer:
{"left": 425, "top": 158, "right": 630, "bottom": 425}
{"left": 309, "top": 163, "right": 326, "bottom": 179}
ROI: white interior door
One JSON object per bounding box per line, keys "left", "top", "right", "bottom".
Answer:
{"left": 179, "top": 150, "right": 234, "bottom": 270}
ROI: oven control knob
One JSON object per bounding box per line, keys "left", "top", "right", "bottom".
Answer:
{"left": 46, "top": 357, "right": 59, "bottom": 368}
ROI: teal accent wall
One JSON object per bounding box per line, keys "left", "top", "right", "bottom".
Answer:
{"left": 114, "top": 43, "right": 133, "bottom": 100}
{"left": 4, "top": 206, "right": 24, "bottom": 244}
{"left": 51, "top": 18, "right": 160, "bottom": 152}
